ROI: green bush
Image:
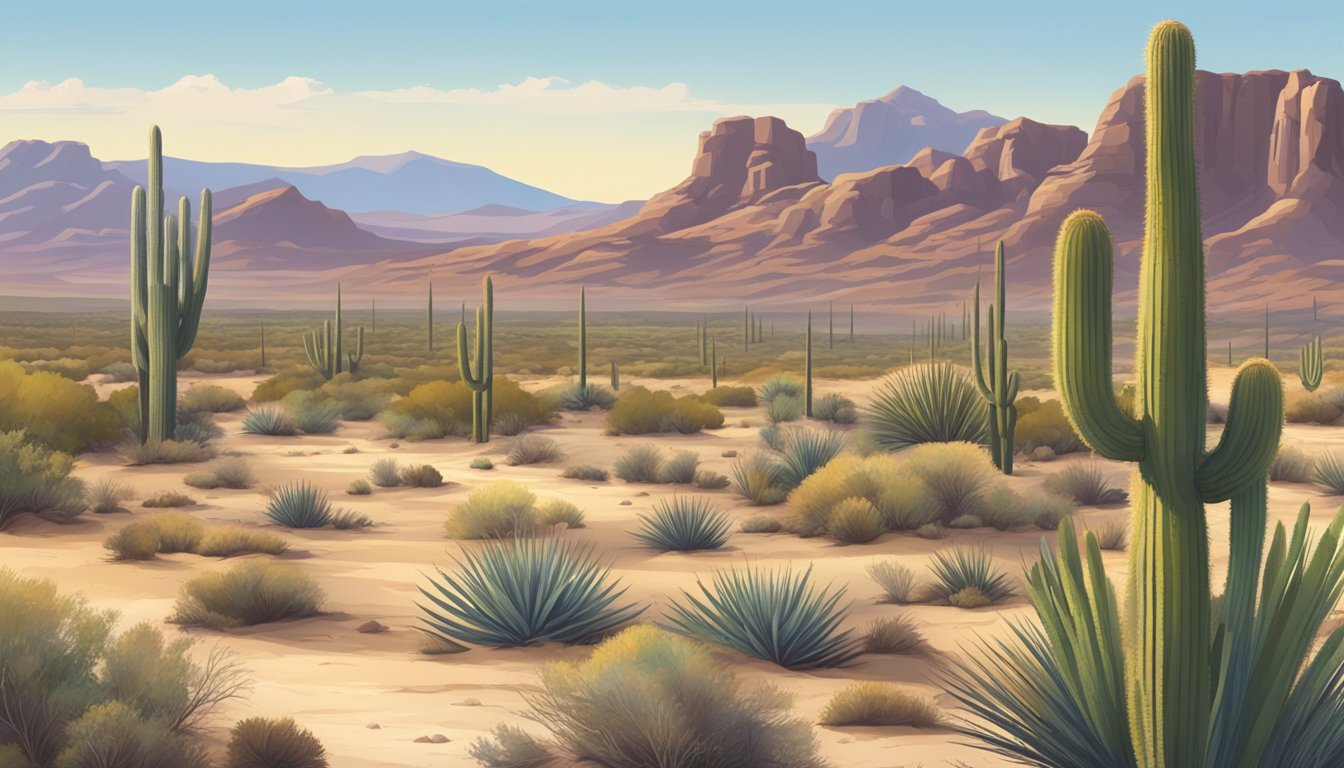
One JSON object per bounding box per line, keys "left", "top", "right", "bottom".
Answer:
{"left": 765, "top": 393, "right": 805, "bottom": 424}
{"left": 1013, "top": 396, "right": 1085, "bottom": 454}
{"left": 389, "top": 378, "right": 553, "bottom": 439}
{"left": 195, "top": 527, "right": 289, "bottom": 557}
{"left": 170, "top": 562, "right": 323, "bottom": 629}
{"left": 740, "top": 514, "right": 783, "bottom": 533}
{"left": 399, "top": 463, "right": 444, "bottom": 488}
{"left": 149, "top": 511, "right": 207, "bottom": 553}
{"left": 693, "top": 469, "right": 731, "bottom": 490}
{"left": 241, "top": 406, "right": 298, "bottom": 436}
{"left": 699, "top": 385, "right": 757, "bottom": 407}
{"left": 225, "top": 716, "right": 328, "bottom": 768}
{"left": 904, "top": 442, "right": 996, "bottom": 521}
{"left": 634, "top": 497, "right": 730, "bottom": 552}
{"left": 813, "top": 393, "right": 858, "bottom": 424}
{"left": 120, "top": 438, "right": 216, "bottom": 465}
{"left": 865, "top": 614, "right": 926, "bottom": 654}
{"left": 470, "top": 457, "right": 495, "bottom": 470}
{"left": 506, "top": 435, "right": 565, "bottom": 466}
{"left": 757, "top": 375, "right": 804, "bottom": 407}
{"left": 605, "top": 387, "right": 723, "bottom": 435}
{"left": 788, "top": 454, "right": 935, "bottom": 536}
{"left": 0, "top": 430, "right": 85, "bottom": 529}
{"left": 1043, "top": 462, "right": 1128, "bottom": 505}
{"left": 0, "top": 360, "right": 122, "bottom": 453}
{"left": 561, "top": 464, "right": 608, "bottom": 482}
{"left": 613, "top": 444, "right": 665, "bottom": 483}
{"left": 469, "top": 626, "right": 823, "bottom": 768}
{"left": 538, "top": 499, "right": 585, "bottom": 529}
{"left": 826, "top": 497, "right": 885, "bottom": 544}
{"left": 928, "top": 546, "right": 1015, "bottom": 608}
{"left": 346, "top": 479, "right": 372, "bottom": 495}
{"left": 818, "top": 682, "right": 939, "bottom": 728}
{"left": 730, "top": 452, "right": 791, "bottom": 506}
{"left": 444, "top": 481, "right": 539, "bottom": 539}
{"left": 104, "top": 521, "right": 163, "bottom": 561}
{"left": 656, "top": 450, "right": 700, "bottom": 484}
{"left": 250, "top": 370, "right": 328, "bottom": 403}
{"left": 369, "top": 458, "right": 401, "bottom": 487}
{"left": 418, "top": 536, "right": 642, "bottom": 647}
{"left": 264, "top": 482, "right": 332, "bottom": 528}
{"left": 866, "top": 362, "right": 985, "bottom": 451}
{"left": 184, "top": 458, "right": 255, "bottom": 490}
{"left": 142, "top": 490, "right": 195, "bottom": 508}
{"left": 179, "top": 384, "right": 246, "bottom": 414}
{"left": 282, "top": 391, "right": 343, "bottom": 435}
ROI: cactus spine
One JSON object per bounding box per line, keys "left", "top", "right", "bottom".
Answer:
{"left": 1300, "top": 335, "right": 1323, "bottom": 391}
{"left": 130, "top": 126, "right": 212, "bottom": 444}
{"left": 457, "top": 277, "right": 494, "bottom": 443}
{"left": 805, "top": 310, "right": 814, "bottom": 417}
{"left": 971, "top": 240, "right": 1021, "bottom": 475}
{"left": 1053, "top": 22, "right": 1285, "bottom": 768}
{"left": 579, "top": 287, "right": 588, "bottom": 391}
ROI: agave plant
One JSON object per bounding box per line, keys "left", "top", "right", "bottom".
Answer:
{"left": 241, "top": 405, "right": 298, "bottom": 436}
{"left": 865, "top": 362, "right": 985, "bottom": 451}
{"left": 664, "top": 562, "right": 862, "bottom": 669}
{"left": 632, "top": 496, "right": 730, "bottom": 552}
{"left": 417, "top": 536, "right": 644, "bottom": 647}
{"left": 776, "top": 427, "right": 846, "bottom": 488}
{"left": 928, "top": 545, "right": 1015, "bottom": 608}
{"left": 264, "top": 481, "right": 332, "bottom": 528}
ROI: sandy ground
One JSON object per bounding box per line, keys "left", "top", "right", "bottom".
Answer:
{"left": 6, "top": 368, "right": 1343, "bottom": 767}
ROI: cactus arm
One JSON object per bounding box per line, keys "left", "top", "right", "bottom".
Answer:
{"left": 971, "top": 281, "right": 994, "bottom": 401}
{"left": 347, "top": 326, "right": 365, "bottom": 371}
{"left": 1299, "top": 335, "right": 1323, "bottom": 391}
{"left": 1052, "top": 210, "right": 1144, "bottom": 461}
{"left": 1196, "top": 359, "right": 1284, "bottom": 502}
{"left": 177, "top": 190, "right": 212, "bottom": 355}
{"left": 131, "top": 186, "right": 149, "bottom": 373}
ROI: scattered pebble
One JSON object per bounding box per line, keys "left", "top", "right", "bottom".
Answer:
{"left": 636, "top": 491, "right": 650, "bottom": 497}
{"left": 619, "top": 500, "right": 632, "bottom": 506}
{"left": 366, "top": 723, "right": 381, "bottom": 729}
{"left": 456, "top": 698, "right": 482, "bottom": 707}
{"left": 414, "top": 734, "right": 450, "bottom": 743}
{"left": 357, "top": 620, "right": 388, "bottom": 634}
{"left": 721, "top": 450, "right": 738, "bottom": 458}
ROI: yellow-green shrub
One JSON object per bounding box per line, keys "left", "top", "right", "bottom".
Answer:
{"left": 606, "top": 387, "right": 724, "bottom": 435}
{"left": 444, "top": 481, "right": 539, "bottom": 539}
{"left": 389, "top": 377, "right": 553, "bottom": 439}
{"left": 0, "top": 361, "right": 122, "bottom": 453}
{"left": 1013, "top": 396, "right": 1085, "bottom": 454}
{"left": 788, "top": 455, "right": 935, "bottom": 536}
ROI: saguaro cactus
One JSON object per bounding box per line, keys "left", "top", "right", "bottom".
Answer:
{"left": 426, "top": 282, "right": 434, "bottom": 352}
{"left": 457, "top": 277, "right": 494, "bottom": 443}
{"left": 130, "top": 126, "right": 212, "bottom": 444}
{"left": 1300, "top": 335, "right": 1323, "bottom": 391}
{"left": 710, "top": 337, "right": 718, "bottom": 388}
{"left": 1052, "top": 22, "right": 1284, "bottom": 768}
{"left": 579, "top": 287, "right": 588, "bottom": 391}
{"left": 260, "top": 326, "right": 267, "bottom": 370}
{"left": 610, "top": 360, "right": 620, "bottom": 390}
{"left": 971, "top": 240, "right": 1021, "bottom": 474}
{"left": 805, "top": 311, "right": 814, "bottom": 417}
{"left": 303, "top": 285, "right": 364, "bottom": 380}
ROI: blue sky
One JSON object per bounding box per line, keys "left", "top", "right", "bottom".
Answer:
{"left": 0, "top": 0, "right": 1337, "bottom": 200}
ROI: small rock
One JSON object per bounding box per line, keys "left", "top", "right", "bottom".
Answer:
{"left": 366, "top": 723, "right": 381, "bottom": 729}
{"left": 619, "top": 500, "right": 632, "bottom": 506}
{"left": 389, "top": 442, "right": 400, "bottom": 449}
{"left": 636, "top": 491, "right": 650, "bottom": 497}
{"left": 413, "top": 734, "right": 451, "bottom": 744}
{"left": 721, "top": 450, "right": 738, "bottom": 458}
{"left": 357, "top": 621, "right": 388, "bottom": 634}
{"left": 456, "top": 698, "right": 482, "bottom": 707}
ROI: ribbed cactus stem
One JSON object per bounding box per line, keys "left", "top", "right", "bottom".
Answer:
{"left": 130, "top": 126, "right": 211, "bottom": 444}
{"left": 579, "top": 287, "right": 587, "bottom": 391}
{"left": 711, "top": 337, "right": 718, "bottom": 389}
{"left": 971, "top": 240, "right": 1021, "bottom": 474}
{"left": 805, "top": 310, "right": 813, "bottom": 417}
{"left": 457, "top": 277, "right": 494, "bottom": 443}
{"left": 1300, "top": 335, "right": 1323, "bottom": 391}
{"left": 427, "top": 282, "right": 434, "bottom": 352}
{"left": 744, "top": 306, "right": 749, "bottom": 353}
{"left": 303, "top": 284, "right": 354, "bottom": 380}
{"left": 610, "top": 360, "right": 619, "bottom": 390}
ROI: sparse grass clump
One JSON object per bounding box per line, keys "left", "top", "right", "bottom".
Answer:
{"left": 1043, "top": 462, "right": 1128, "bottom": 505}
{"left": 765, "top": 393, "right": 805, "bottom": 424}
{"left": 827, "top": 497, "right": 885, "bottom": 544}
{"left": 183, "top": 458, "right": 256, "bottom": 490}
{"left": 399, "top": 463, "right": 444, "bottom": 488}
{"left": 740, "top": 514, "right": 783, "bottom": 533}
{"left": 180, "top": 384, "right": 246, "bottom": 414}
{"left": 329, "top": 509, "right": 373, "bottom": 530}
{"left": 864, "top": 614, "right": 926, "bottom": 655}
{"left": 634, "top": 497, "right": 730, "bottom": 552}
{"left": 470, "top": 457, "right": 495, "bottom": 470}
{"left": 1095, "top": 519, "right": 1128, "bottom": 551}
{"left": 104, "top": 520, "right": 163, "bottom": 561}
{"left": 813, "top": 393, "right": 858, "bottom": 424}
{"left": 468, "top": 626, "right": 823, "bottom": 768}
{"left": 666, "top": 563, "right": 862, "bottom": 669}
{"left": 143, "top": 490, "right": 195, "bottom": 508}
{"left": 866, "top": 362, "right": 986, "bottom": 450}
{"left": 346, "top": 479, "right": 372, "bottom": 495}
{"left": 506, "top": 434, "right": 565, "bottom": 466}
{"left": 195, "top": 527, "right": 289, "bottom": 557}
{"left": 605, "top": 386, "right": 723, "bottom": 435}
{"left": 1316, "top": 452, "right": 1344, "bottom": 494}
{"left": 120, "top": 438, "right": 216, "bottom": 465}
{"left": 241, "top": 405, "right": 299, "bottom": 436}
{"left": 1272, "top": 444, "right": 1317, "bottom": 483}
{"left": 444, "top": 481, "right": 539, "bottom": 539}
{"left": 693, "top": 469, "right": 731, "bottom": 490}
{"left": 88, "top": 477, "right": 134, "bottom": 514}
{"left": 561, "top": 464, "right": 609, "bottom": 481}
{"left": 699, "top": 385, "right": 757, "bottom": 407}
{"left": 553, "top": 382, "right": 618, "bottom": 411}
{"left": 418, "top": 536, "right": 643, "bottom": 647}
{"left": 170, "top": 561, "right": 323, "bottom": 629}
{"left": 818, "top": 682, "right": 939, "bottom": 728}
{"left": 538, "top": 499, "right": 585, "bottom": 528}
{"left": 867, "top": 560, "right": 918, "bottom": 604}
{"left": 369, "top": 458, "right": 401, "bottom": 487}
{"left": 225, "top": 716, "right": 328, "bottom": 768}
{"left": 656, "top": 450, "right": 700, "bottom": 484}
{"left": 282, "top": 391, "right": 343, "bottom": 435}
{"left": 928, "top": 546, "right": 1015, "bottom": 608}
{"left": 731, "top": 452, "right": 791, "bottom": 506}
{"left": 613, "top": 444, "right": 665, "bottom": 483}
{"left": 152, "top": 511, "right": 207, "bottom": 553}
{"left": 264, "top": 482, "right": 332, "bottom": 528}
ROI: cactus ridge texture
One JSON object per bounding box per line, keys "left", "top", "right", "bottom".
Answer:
{"left": 457, "top": 277, "right": 495, "bottom": 443}
{"left": 1051, "top": 21, "right": 1286, "bottom": 768}
{"left": 130, "top": 126, "right": 212, "bottom": 444}
{"left": 303, "top": 284, "right": 364, "bottom": 380}
{"left": 971, "top": 240, "right": 1021, "bottom": 475}
{"left": 1299, "top": 335, "right": 1323, "bottom": 391}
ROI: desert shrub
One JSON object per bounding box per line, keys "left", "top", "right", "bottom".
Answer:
{"left": 418, "top": 536, "right": 642, "bottom": 646}
{"left": 775, "top": 427, "right": 846, "bottom": 488}
{"left": 605, "top": 387, "right": 722, "bottom": 435}
{"left": 142, "top": 490, "right": 195, "bottom": 508}
{"left": 180, "top": 385, "right": 246, "bottom": 414}
{"left": 195, "top": 527, "right": 289, "bottom": 557}
{"left": 399, "top": 463, "right": 444, "bottom": 488}
{"left": 813, "top": 393, "right": 859, "bottom": 424}
{"left": 613, "top": 444, "right": 665, "bottom": 483}
{"left": 928, "top": 546, "right": 1015, "bottom": 608}
{"left": 173, "top": 411, "right": 225, "bottom": 445}
{"left": 345, "top": 479, "right": 372, "bottom": 495}
{"left": 444, "top": 481, "right": 539, "bottom": 539}
{"left": 693, "top": 469, "right": 731, "bottom": 490}
{"left": 788, "top": 454, "right": 936, "bottom": 537}
{"left": 225, "top": 716, "right": 328, "bottom": 768}
{"left": 390, "top": 378, "right": 553, "bottom": 439}
{"left": 241, "top": 406, "right": 298, "bottom": 436}
{"left": 470, "top": 457, "right": 495, "bottom": 470}
{"left": 1013, "top": 396, "right": 1086, "bottom": 454}
{"left": 1272, "top": 444, "right": 1317, "bottom": 483}
{"left": 0, "top": 360, "right": 122, "bottom": 453}
{"left": 904, "top": 442, "right": 996, "bottom": 522}
{"left": 757, "top": 375, "right": 804, "bottom": 407}
{"left": 170, "top": 562, "right": 323, "bottom": 629}
{"left": 506, "top": 435, "right": 565, "bottom": 466}
{"left": 313, "top": 376, "right": 393, "bottom": 420}
{"left": 104, "top": 521, "right": 163, "bottom": 561}
{"left": 494, "top": 412, "right": 528, "bottom": 436}
{"left": 538, "top": 499, "right": 585, "bottom": 529}
{"left": 827, "top": 497, "right": 885, "bottom": 544}
{"left": 99, "top": 361, "right": 139, "bottom": 382}
{"left": 88, "top": 477, "right": 134, "bottom": 514}
{"left": 765, "top": 393, "right": 805, "bottom": 424}
{"left": 634, "top": 497, "right": 729, "bottom": 552}
{"left": 1095, "top": 519, "right": 1128, "bottom": 551}
{"left": 380, "top": 410, "right": 447, "bottom": 440}
{"left": 1286, "top": 391, "right": 1342, "bottom": 425}
{"left": 184, "top": 458, "right": 255, "bottom": 490}
{"left": 760, "top": 423, "right": 785, "bottom": 451}
{"left": 1043, "top": 462, "right": 1128, "bottom": 505}
{"left": 369, "top": 458, "right": 401, "bottom": 487}
{"left": 730, "top": 452, "right": 791, "bottom": 506}
{"left": 54, "top": 699, "right": 207, "bottom": 767}
{"left": 666, "top": 563, "right": 862, "bottom": 669}
{"left": 468, "top": 625, "right": 823, "bottom": 768}
{"left": 657, "top": 450, "right": 700, "bottom": 484}
{"left": 818, "top": 682, "right": 939, "bottom": 728}
{"left": 120, "top": 438, "right": 215, "bottom": 465}
{"left": 553, "top": 382, "right": 618, "bottom": 411}
{"left": 561, "top": 464, "right": 608, "bottom": 481}
{"left": 329, "top": 509, "right": 373, "bottom": 530}
{"left": 1316, "top": 452, "right": 1344, "bottom": 494}
{"left": 264, "top": 482, "right": 332, "bottom": 528}
{"left": 867, "top": 560, "right": 918, "bottom": 604}
{"left": 740, "top": 514, "right": 783, "bottom": 533}
{"left": 1030, "top": 445, "right": 1057, "bottom": 462}
{"left": 282, "top": 391, "right": 343, "bottom": 435}
{"left": 866, "top": 362, "right": 985, "bottom": 451}
{"left": 250, "top": 370, "right": 330, "bottom": 403}
{"left": 865, "top": 614, "right": 926, "bottom": 654}
{"left": 151, "top": 512, "right": 207, "bottom": 553}
{"left": 699, "top": 385, "right": 757, "bottom": 407}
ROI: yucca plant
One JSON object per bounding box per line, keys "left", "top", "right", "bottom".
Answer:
{"left": 664, "top": 562, "right": 862, "bottom": 669}
{"left": 633, "top": 496, "right": 730, "bottom": 552}
{"left": 776, "top": 427, "right": 846, "bottom": 488}
{"left": 866, "top": 362, "right": 986, "bottom": 451}
{"left": 729, "top": 452, "right": 790, "bottom": 506}
{"left": 928, "top": 545, "right": 1014, "bottom": 608}
{"left": 241, "top": 405, "right": 298, "bottom": 436}
{"left": 264, "top": 481, "right": 332, "bottom": 528}
{"left": 1042, "top": 462, "right": 1128, "bottom": 505}
{"left": 417, "top": 536, "right": 644, "bottom": 647}
{"left": 1315, "top": 451, "right": 1344, "bottom": 493}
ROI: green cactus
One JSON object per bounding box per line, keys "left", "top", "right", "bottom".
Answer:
{"left": 828, "top": 302, "right": 834, "bottom": 349}
{"left": 1052, "top": 22, "right": 1284, "bottom": 767}
{"left": 303, "top": 285, "right": 364, "bottom": 380}
{"left": 1299, "top": 335, "right": 1323, "bottom": 391}
{"left": 579, "top": 287, "right": 588, "bottom": 391}
{"left": 426, "top": 281, "right": 434, "bottom": 352}
{"left": 849, "top": 304, "right": 854, "bottom": 343}
{"left": 711, "top": 337, "right": 718, "bottom": 389}
{"left": 805, "top": 310, "right": 814, "bottom": 417}
{"left": 971, "top": 240, "right": 1021, "bottom": 475}
{"left": 610, "top": 360, "right": 620, "bottom": 390}
{"left": 371, "top": 298, "right": 376, "bottom": 334}
{"left": 457, "top": 277, "right": 494, "bottom": 443}
{"left": 130, "top": 126, "right": 212, "bottom": 444}
{"left": 260, "top": 326, "right": 266, "bottom": 370}
{"left": 743, "top": 306, "right": 749, "bottom": 353}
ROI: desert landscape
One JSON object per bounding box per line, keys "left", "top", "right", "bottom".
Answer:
{"left": 4, "top": 8, "right": 1344, "bottom": 768}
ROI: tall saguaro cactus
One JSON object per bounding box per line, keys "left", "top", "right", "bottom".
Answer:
{"left": 457, "top": 277, "right": 494, "bottom": 443}
{"left": 130, "top": 126, "right": 212, "bottom": 444}
{"left": 805, "top": 310, "right": 814, "bottom": 417}
{"left": 304, "top": 284, "right": 364, "bottom": 380}
{"left": 578, "top": 287, "right": 588, "bottom": 391}
{"left": 971, "top": 240, "right": 1021, "bottom": 474}
{"left": 427, "top": 282, "right": 434, "bottom": 352}
{"left": 1052, "top": 22, "right": 1284, "bottom": 768}
{"left": 1300, "top": 335, "right": 1323, "bottom": 391}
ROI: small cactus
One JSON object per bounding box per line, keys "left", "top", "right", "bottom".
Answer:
{"left": 1300, "top": 335, "right": 1323, "bottom": 391}
{"left": 457, "top": 277, "right": 494, "bottom": 443}
{"left": 971, "top": 240, "right": 1020, "bottom": 475}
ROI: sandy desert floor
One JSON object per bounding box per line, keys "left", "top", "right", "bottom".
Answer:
{"left": 5, "top": 367, "right": 1342, "bottom": 767}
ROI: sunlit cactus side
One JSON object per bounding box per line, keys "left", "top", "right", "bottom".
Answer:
{"left": 610, "top": 360, "right": 620, "bottom": 390}
{"left": 805, "top": 310, "right": 814, "bottom": 417}
{"left": 1300, "top": 335, "right": 1323, "bottom": 391}
{"left": 971, "top": 240, "right": 1021, "bottom": 475}
{"left": 458, "top": 277, "right": 494, "bottom": 443}
{"left": 1051, "top": 21, "right": 1285, "bottom": 767}
{"left": 130, "top": 125, "right": 212, "bottom": 444}
{"left": 579, "top": 287, "right": 588, "bottom": 391}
